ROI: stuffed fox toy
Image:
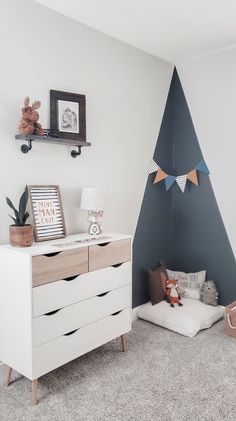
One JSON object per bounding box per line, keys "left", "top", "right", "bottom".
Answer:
{"left": 166, "top": 279, "right": 183, "bottom": 308}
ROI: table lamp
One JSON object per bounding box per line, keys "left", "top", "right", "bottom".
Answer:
{"left": 80, "top": 187, "right": 107, "bottom": 236}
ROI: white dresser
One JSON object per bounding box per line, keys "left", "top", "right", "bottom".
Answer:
{"left": 0, "top": 233, "right": 132, "bottom": 404}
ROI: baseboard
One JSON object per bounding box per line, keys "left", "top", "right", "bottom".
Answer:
{"left": 132, "top": 305, "right": 141, "bottom": 322}
{"left": 0, "top": 362, "right": 5, "bottom": 382}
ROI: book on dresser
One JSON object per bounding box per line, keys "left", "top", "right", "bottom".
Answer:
{"left": 0, "top": 232, "right": 132, "bottom": 404}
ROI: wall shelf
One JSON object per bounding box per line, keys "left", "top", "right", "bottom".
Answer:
{"left": 15, "top": 134, "right": 91, "bottom": 158}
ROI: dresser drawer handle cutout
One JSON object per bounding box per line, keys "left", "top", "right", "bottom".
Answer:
{"left": 63, "top": 274, "right": 80, "bottom": 282}
{"left": 111, "top": 263, "right": 123, "bottom": 268}
{"left": 97, "top": 291, "right": 110, "bottom": 297}
{"left": 43, "top": 252, "right": 61, "bottom": 258}
{"left": 44, "top": 309, "right": 61, "bottom": 316}
{"left": 97, "top": 242, "right": 110, "bottom": 247}
{"left": 111, "top": 310, "right": 122, "bottom": 316}
{"left": 64, "top": 329, "right": 79, "bottom": 336}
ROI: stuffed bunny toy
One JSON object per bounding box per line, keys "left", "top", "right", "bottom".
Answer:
{"left": 18, "top": 96, "right": 44, "bottom": 136}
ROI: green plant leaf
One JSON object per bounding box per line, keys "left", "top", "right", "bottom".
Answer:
{"left": 9, "top": 215, "right": 18, "bottom": 225}
{"left": 22, "top": 211, "right": 29, "bottom": 224}
{"left": 19, "top": 187, "right": 28, "bottom": 225}
{"left": 6, "top": 197, "right": 19, "bottom": 220}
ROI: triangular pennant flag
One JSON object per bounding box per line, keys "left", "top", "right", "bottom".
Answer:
{"left": 165, "top": 175, "right": 176, "bottom": 191}
{"left": 154, "top": 169, "right": 167, "bottom": 183}
{"left": 187, "top": 169, "right": 198, "bottom": 186}
{"left": 196, "top": 160, "right": 210, "bottom": 175}
{"left": 176, "top": 174, "right": 187, "bottom": 193}
{"left": 147, "top": 159, "right": 160, "bottom": 174}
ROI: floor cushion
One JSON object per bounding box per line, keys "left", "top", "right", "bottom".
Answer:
{"left": 137, "top": 298, "right": 224, "bottom": 337}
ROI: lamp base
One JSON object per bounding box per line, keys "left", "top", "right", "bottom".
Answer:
{"left": 88, "top": 222, "right": 102, "bottom": 236}
{"left": 87, "top": 210, "right": 103, "bottom": 236}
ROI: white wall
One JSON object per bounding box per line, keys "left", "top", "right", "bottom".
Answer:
{"left": 178, "top": 50, "right": 236, "bottom": 257}
{"left": 0, "top": 0, "right": 173, "bottom": 243}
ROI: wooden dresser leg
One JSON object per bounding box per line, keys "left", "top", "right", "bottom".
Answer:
{"left": 32, "top": 379, "right": 38, "bottom": 405}
{"left": 120, "top": 334, "right": 128, "bottom": 352}
{"left": 5, "top": 366, "right": 12, "bottom": 386}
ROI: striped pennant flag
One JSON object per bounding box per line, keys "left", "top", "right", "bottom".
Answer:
{"left": 147, "top": 159, "right": 160, "bottom": 174}
{"left": 176, "top": 175, "right": 187, "bottom": 193}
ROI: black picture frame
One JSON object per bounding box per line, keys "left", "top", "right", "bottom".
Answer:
{"left": 50, "top": 90, "right": 86, "bottom": 142}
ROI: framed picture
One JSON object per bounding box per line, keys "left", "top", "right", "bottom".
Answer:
{"left": 27, "top": 185, "right": 66, "bottom": 242}
{"left": 50, "top": 90, "right": 86, "bottom": 141}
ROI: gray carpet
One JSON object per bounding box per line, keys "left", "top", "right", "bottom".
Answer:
{"left": 1, "top": 319, "right": 236, "bottom": 421}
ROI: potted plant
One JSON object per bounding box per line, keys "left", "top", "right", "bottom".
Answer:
{"left": 6, "top": 187, "right": 33, "bottom": 247}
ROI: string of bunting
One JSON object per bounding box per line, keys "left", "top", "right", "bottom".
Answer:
{"left": 147, "top": 159, "right": 210, "bottom": 193}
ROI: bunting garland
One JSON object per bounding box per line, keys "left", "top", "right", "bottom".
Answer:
{"left": 148, "top": 159, "right": 210, "bottom": 193}
{"left": 176, "top": 175, "right": 187, "bottom": 193}
{"left": 165, "top": 175, "right": 176, "bottom": 191}
{"left": 154, "top": 169, "right": 167, "bottom": 183}
{"left": 147, "top": 159, "right": 160, "bottom": 174}
{"left": 187, "top": 169, "right": 198, "bottom": 186}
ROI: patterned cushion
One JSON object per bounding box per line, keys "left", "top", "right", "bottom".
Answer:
{"left": 167, "top": 269, "right": 206, "bottom": 300}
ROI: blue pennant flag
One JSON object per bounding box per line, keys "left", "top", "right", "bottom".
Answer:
{"left": 165, "top": 175, "right": 176, "bottom": 191}
{"left": 196, "top": 160, "right": 210, "bottom": 175}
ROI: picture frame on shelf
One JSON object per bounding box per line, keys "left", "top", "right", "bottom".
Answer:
{"left": 27, "top": 185, "right": 66, "bottom": 242}
{"left": 50, "top": 90, "right": 86, "bottom": 142}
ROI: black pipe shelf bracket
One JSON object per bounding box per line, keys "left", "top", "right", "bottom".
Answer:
{"left": 71, "top": 146, "right": 81, "bottom": 158}
{"left": 15, "top": 134, "right": 91, "bottom": 158}
{"left": 21, "top": 139, "right": 32, "bottom": 154}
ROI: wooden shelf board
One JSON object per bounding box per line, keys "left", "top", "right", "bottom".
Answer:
{"left": 15, "top": 134, "right": 91, "bottom": 147}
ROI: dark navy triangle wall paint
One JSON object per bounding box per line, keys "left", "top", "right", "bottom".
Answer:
{"left": 132, "top": 68, "right": 236, "bottom": 308}
{"left": 171, "top": 69, "right": 236, "bottom": 305}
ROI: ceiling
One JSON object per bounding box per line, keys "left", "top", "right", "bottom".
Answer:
{"left": 35, "top": 0, "right": 236, "bottom": 63}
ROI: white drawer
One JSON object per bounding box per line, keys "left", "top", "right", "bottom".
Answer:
{"left": 33, "top": 285, "right": 131, "bottom": 346}
{"left": 32, "top": 308, "right": 131, "bottom": 379}
{"left": 33, "top": 262, "right": 131, "bottom": 317}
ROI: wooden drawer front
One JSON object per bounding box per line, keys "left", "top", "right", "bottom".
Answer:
{"left": 89, "top": 239, "right": 131, "bottom": 272}
{"left": 33, "top": 262, "right": 131, "bottom": 317}
{"left": 32, "top": 248, "right": 88, "bottom": 287}
{"left": 32, "top": 308, "right": 131, "bottom": 379}
{"left": 33, "top": 285, "right": 130, "bottom": 346}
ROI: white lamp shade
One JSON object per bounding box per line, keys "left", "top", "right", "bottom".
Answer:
{"left": 80, "top": 187, "right": 107, "bottom": 211}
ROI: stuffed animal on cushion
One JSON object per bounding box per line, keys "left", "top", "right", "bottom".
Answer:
{"left": 18, "top": 96, "right": 44, "bottom": 136}
{"left": 200, "top": 280, "right": 219, "bottom": 306}
{"left": 166, "top": 279, "right": 183, "bottom": 308}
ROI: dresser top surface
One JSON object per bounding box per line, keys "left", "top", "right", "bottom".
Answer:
{"left": 0, "top": 232, "right": 131, "bottom": 256}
